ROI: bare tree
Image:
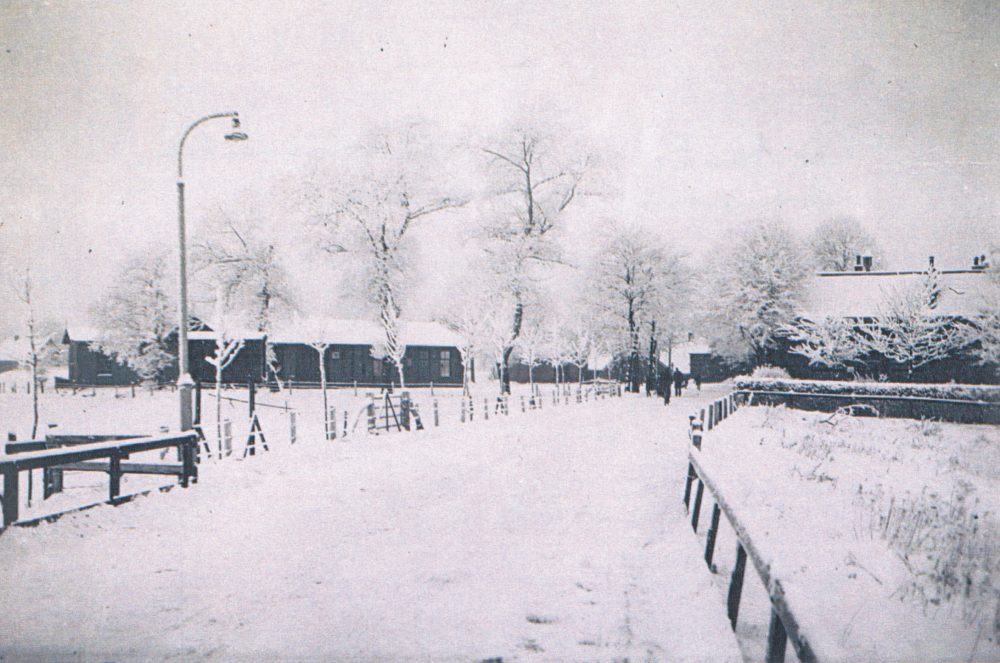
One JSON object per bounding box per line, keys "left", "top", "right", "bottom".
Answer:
{"left": 482, "top": 129, "right": 588, "bottom": 394}
{"left": 92, "top": 250, "right": 175, "bottom": 382}
{"left": 707, "top": 219, "right": 810, "bottom": 366}
{"left": 809, "top": 216, "right": 884, "bottom": 272}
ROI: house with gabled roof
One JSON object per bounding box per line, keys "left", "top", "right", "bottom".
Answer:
{"left": 781, "top": 255, "right": 997, "bottom": 383}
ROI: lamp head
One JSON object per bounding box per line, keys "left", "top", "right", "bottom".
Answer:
{"left": 225, "top": 117, "right": 248, "bottom": 142}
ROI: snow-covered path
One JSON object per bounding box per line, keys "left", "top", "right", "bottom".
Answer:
{"left": 0, "top": 389, "right": 740, "bottom": 663}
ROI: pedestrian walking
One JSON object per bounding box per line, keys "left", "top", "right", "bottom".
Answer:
{"left": 673, "top": 368, "right": 684, "bottom": 397}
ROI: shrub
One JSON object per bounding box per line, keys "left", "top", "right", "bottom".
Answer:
{"left": 748, "top": 365, "right": 792, "bottom": 380}
{"left": 734, "top": 377, "right": 1000, "bottom": 403}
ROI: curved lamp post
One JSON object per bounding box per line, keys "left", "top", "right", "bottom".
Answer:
{"left": 177, "top": 112, "right": 248, "bottom": 431}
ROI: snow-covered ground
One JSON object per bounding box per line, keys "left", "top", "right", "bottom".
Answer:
{"left": 0, "top": 384, "right": 742, "bottom": 663}
{"left": 695, "top": 403, "right": 1000, "bottom": 662}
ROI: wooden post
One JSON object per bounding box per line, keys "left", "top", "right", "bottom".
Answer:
{"left": 683, "top": 462, "right": 696, "bottom": 510}
{"left": 3, "top": 467, "right": 19, "bottom": 526}
{"left": 705, "top": 503, "right": 722, "bottom": 568}
{"left": 728, "top": 542, "right": 748, "bottom": 630}
{"left": 181, "top": 440, "right": 195, "bottom": 487}
{"left": 691, "top": 479, "right": 705, "bottom": 532}
{"left": 290, "top": 411, "right": 297, "bottom": 445}
{"left": 461, "top": 398, "right": 466, "bottom": 423}
{"left": 401, "top": 392, "right": 411, "bottom": 431}
{"left": 765, "top": 608, "right": 788, "bottom": 663}
{"left": 433, "top": 399, "right": 439, "bottom": 427}
{"left": 343, "top": 410, "right": 348, "bottom": 438}
{"left": 109, "top": 450, "right": 122, "bottom": 500}
{"left": 521, "top": 395, "right": 526, "bottom": 413}
{"left": 483, "top": 397, "right": 489, "bottom": 420}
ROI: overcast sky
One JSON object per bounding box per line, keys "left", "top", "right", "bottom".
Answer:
{"left": 2, "top": 0, "right": 999, "bottom": 328}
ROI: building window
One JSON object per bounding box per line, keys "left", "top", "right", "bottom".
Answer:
{"left": 330, "top": 351, "right": 340, "bottom": 360}
{"left": 373, "top": 359, "right": 382, "bottom": 376}
{"left": 439, "top": 350, "right": 450, "bottom": 378}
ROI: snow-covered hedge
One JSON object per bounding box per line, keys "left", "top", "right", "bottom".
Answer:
{"left": 734, "top": 377, "right": 1000, "bottom": 403}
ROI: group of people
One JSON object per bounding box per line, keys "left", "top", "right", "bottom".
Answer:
{"left": 654, "top": 366, "right": 701, "bottom": 405}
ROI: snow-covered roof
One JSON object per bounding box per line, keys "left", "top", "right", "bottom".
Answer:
{"left": 268, "top": 318, "right": 462, "bottom": 347}
{"left": 188, "top": 330, "right": 266, "bottom": 342}
{"left": 801, "top": 270, "right": 991, "bottom": 320}
{"left": 587, "top": 353, "right": 612, "bottom": 370}
{"left": 63, "top": 327, "right": 103, "bottom": 343}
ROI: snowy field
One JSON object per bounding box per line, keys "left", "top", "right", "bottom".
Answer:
{"left": 695, "top": 404, "right": 1000, "bottom": 662}
{"left": 0, "top": 384, "right": 743, "bottom": 663}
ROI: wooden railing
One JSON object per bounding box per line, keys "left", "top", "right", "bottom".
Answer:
{"left": 1, "top": 432, "right": 200, "bottom": 528}
{"left": 683, "top": 393, "right": 820, "bottom": 663}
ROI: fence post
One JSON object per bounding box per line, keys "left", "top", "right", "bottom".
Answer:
{"left": 3, "top": 467, "right": 19, "bottom": 526}
{"left": 521, "top": 395, "right": 526, "bottom": 413}
{"left": 343, "top": 410, "right": 348, "bottom": 438}
{"left": 765, "top": 608, "right": 789, "bottom": 663}
{"left": 290, "top": 411, "right": 297, "bottom": 445}
{"left": 484, "top": 397, "right": 488, "bottom": 420}
{"left": 705, "top": 503, "right": 722, "bottom": 569}
{"left": 433, "top": 399, "right": 439, "bottom": 427}
{"left": 367, "top": 401, "right": 376, "bottom": 431}
{"left": 728, "top": 542, "right": 748, "bottom": 630}
{"left": 430, "top": 381, "right": 434, "bottom": 397}
{"left": 684, "top": 462, "right": 696, "bottom": 511}
{"left": 461, "top": 398, "right": 466, "bottom": 423}
{"left": 401, "top": 392, "right": 411, "bottom": 431}
{"left": 691, "top": 479, "right": 705, "bottom": 532}
{"left": 109, "top": 449, "right": 122, "bottom": 500}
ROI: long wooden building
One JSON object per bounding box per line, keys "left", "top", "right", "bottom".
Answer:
{"left": 61, "top": 319, "right": 465, "bottom": 388}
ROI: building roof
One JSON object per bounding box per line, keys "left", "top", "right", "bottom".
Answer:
{"left": 267, "top": 318, "right": 462, "bottom": 347}
{"left": 800, "top": 269, "right": 991, "bottom": 320}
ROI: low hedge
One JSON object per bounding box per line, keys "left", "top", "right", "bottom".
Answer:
{"left": 733, "top": 378, "right": 1000, "bottom": 404}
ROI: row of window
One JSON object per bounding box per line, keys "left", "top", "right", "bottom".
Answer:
{"left": 328, "top": 350, "right": 452, "bottom": 378}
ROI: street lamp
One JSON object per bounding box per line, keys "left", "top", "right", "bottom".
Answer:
{"left": 177, "top": 112, "right": 248, "bottom": 431}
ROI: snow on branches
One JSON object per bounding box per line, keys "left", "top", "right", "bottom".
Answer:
{"left": 92, "top": 252, "right": 175, "bottom": 382}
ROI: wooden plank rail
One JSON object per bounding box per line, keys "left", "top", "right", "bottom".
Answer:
{"left": 684, "top": 393, "right": 819, "bottom": 663}
{"left": 0, "top": 432, "right": 200, "bottom": 528}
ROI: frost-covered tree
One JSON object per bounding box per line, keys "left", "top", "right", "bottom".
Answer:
{"left": 589, "top": 228, "right": 684, "bottom": 392}
{"left": 318, "top": 129, "right": 466, "bottom": 389}
{"left": 809, "top": 216, "right": 884, "bottom": 272}
{"left": 784, "top": 316, "right": 866, "bottom": 369}
{"left": 559, "top": 314, "right": 594, "bottom": 387}
{"left": 964, "top": 246, "right": 1000, "bottom": 373}
{"left": 92, "top": 251, "right": 175, "bottom": 382}
{"left": 707, "top": 219, "right": 810, "bottom": 366}
{"left": 437, "top": 290, "right": 493, "bottom": 396}
{"left": 11, "top": 269, "right": 46, "bottom": 438}
{"left": 515, "top": 319, "right": 551, "bottom": 397}
{"left": 857, "top": 264, "right": 966, "bottom": 379}
{"left": 482, "top": 129, "right": 588, "bottom": 394}
{"left": 192, "top": 212, "right": 295, "bottom": 386}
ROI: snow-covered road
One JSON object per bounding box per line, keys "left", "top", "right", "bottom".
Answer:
{"left": 0, "top": 389, "right": 740, "bottom": 662}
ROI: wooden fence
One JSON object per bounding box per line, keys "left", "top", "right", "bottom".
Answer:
{"left": 1, "top": 431, "right": 200, "bottom": 528}
{"left": 683, "top": 393, "right": 820, "bottom": 663}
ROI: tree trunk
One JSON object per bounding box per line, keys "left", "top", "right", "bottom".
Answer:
{"left": 502, "top": 298, "right": 524, "bottom": 395}
{"left": 318, "top": 346, "right": 329, "bottom": 438}
{"left": 646, "top": 321, "right": 657, "bottom": 396}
